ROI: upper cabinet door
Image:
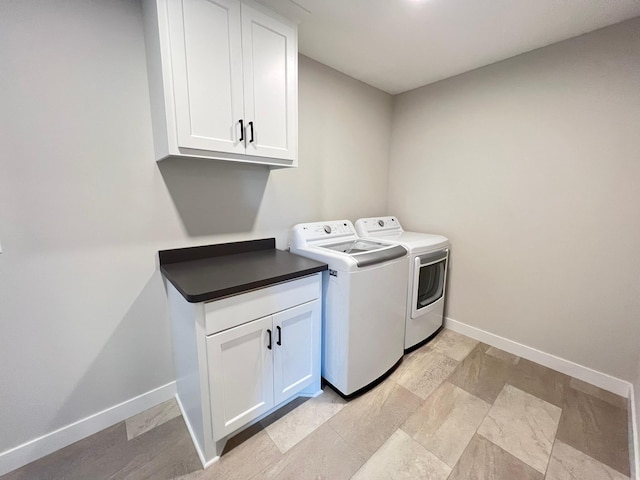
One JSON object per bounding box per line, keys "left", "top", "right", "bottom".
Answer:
{"left": 168, "top": 0, "right": 246, "bottom": 154}
{"left": 241, "top": 3, "right": 297, "bottom": 161}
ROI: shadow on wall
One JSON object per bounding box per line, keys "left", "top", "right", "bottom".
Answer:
{"left": 157, "top": 157, "right": 270, "bottom": 236}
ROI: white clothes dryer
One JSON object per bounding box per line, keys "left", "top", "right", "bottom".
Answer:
{"left": 290, "top": 220, "right": 408, "bottom": 396}
{"left": 355, "top": 216, "right": 450, "bottom": 351}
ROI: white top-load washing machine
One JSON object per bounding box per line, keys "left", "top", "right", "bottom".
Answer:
{"left": 290, "top": 220, "right": 408, "bottom": 396}
{"left": 355, "top": 216, "right": 450, "bottom": 351}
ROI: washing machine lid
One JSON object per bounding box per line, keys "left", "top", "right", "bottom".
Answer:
{"left": 321, "top": 239, "right": 388, "bottom": 254}
{"left": 318, "top": 240, "right": 407, "bottom": 267}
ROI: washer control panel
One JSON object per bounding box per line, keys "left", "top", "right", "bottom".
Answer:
{"left": 308, "top": 221, "right": 352, "bottom": 237}
{"left": 291, "top": 220, "right": 357, "bottom": 247}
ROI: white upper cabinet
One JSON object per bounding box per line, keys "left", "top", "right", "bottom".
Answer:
{"left": 241, "top": 4, "right": 297, "bottom": 161}
{"left": 169, "top": 0, "right": 245, "bottom": 155}
{"left": 143, "top": 0, "right": 298, "bottom": 167}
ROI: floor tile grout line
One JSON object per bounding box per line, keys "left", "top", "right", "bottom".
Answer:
{"left": 325, "top": 417, "right": 369, "bottom": 464}
{"left": 542, "top": 386, "right": 565, "bottom": 479}
{"left": 443, "top": 422, "right": 482, "bottom": 480}
{"left": 544, "top": 426, "right": 560, "bottom": 479}
{"left": 466, "top": 379, "right": 503, "bottom": 471}
{"left": 398, "top": 421, "right": 460, "bottom": 472}
{"left": 344, "top": 427, "right": 393, "bottom": 480}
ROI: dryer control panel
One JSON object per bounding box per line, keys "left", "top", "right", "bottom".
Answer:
{"left": 355, "top": 216, "right": 403, "bottom": 236}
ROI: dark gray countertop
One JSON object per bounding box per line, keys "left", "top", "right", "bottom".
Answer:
{"left": 159, "top": 239, "right": 327, "bottom": 303}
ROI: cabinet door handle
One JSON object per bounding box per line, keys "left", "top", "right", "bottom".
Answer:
{"left": 267, "top": 329, "right": 272, "bottom": 350}
{"left": 239, "top": 119, "right": 244, "bottom": 142}
{"left": 248, "top": 121, "right": 254, "bottom": 143}
{"left": 276, "top": 326, "right": 282, "bottom": 346}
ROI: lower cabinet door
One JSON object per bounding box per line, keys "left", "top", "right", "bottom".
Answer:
{"left": 207, "top": 315, "right": 274, "bottom": 440}
{"left": 273, "top": 300, "right": 320, "bottom": 405}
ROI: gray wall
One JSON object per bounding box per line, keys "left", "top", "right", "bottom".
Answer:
{"left": 0, "top": 0, "right": 392, "bottom": 455}
{"left": 388, "top": 18, "right": 640, "bottom": 383}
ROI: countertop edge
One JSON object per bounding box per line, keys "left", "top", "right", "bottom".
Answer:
{"left": 162, "top": 263, "right": 327, "bottom": 303}
{"left": 159, "top": 239, "right": 328, "bottom": 304}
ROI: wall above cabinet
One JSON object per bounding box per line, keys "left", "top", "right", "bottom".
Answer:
{"left": 143, "top": 0, "right": 298, "bottom": 168}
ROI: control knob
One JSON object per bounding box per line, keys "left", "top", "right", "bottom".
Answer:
{"left": 378, "top": 219, "right": 385, "bottom": 227}
{"left": 323, "top": 225, "right": 332, "bottom": 234}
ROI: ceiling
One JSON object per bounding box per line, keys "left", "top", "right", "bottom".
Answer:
{"left": 273, "top": 0, "right": 640, "bottom": 95}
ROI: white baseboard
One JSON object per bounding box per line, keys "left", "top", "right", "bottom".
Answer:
{"left": 630, "top": 383, "right": 639, "bottom": 480}
{"left": 446, "top": 316, "right": 640, "bottom": 476}
{"left": 445, "top": 317, "right": 630, "bottom": 398}
{"left": 0, "top": 381, "right": 177, "bottom": 477}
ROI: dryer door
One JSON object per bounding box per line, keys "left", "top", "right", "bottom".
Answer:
{"left": 412, "top": 249, "right": 448, "bottom": 318}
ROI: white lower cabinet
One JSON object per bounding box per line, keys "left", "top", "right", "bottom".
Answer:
{"left": 166, "top": 273, "right": 322, "bottom": 468}
{"left": 273, "top": 302, "right": 318, "bottom": 405}
{"left": 207, "top": 315, "right": 274, "bottom": 439}
{"left": 207, "top": 300, "right": 319, "bottom": 440}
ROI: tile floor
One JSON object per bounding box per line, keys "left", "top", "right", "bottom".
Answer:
{"left": 1, "top": 329, "right": 631, "bottom": 480}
